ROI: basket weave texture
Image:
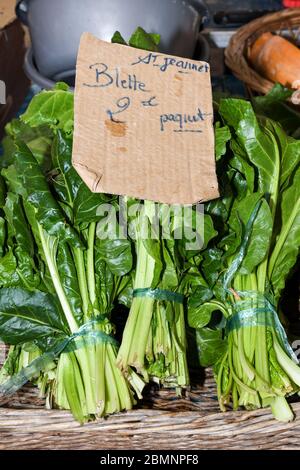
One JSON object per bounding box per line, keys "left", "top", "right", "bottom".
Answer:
{"left": 1, "top": 343, "right": 300, "bottom": 450}
{"left": 225, "top": 8, "right": 300, "bottom": 95}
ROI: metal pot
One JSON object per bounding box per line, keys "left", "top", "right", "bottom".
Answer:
{"left": 16, "top": 0, "right": 209, "bottom": 79}
{"left": 24, "top": 34, "right": 210, "bottom": 90}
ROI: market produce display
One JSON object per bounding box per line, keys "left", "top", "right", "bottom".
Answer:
{"left": 192, "top": 96, "right": 300, "bottom": 422}
{"left": 0, "top": 29, "right": 299, "bottom": 425}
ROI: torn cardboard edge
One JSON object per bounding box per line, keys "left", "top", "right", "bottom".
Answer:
{"left": 73, "top": 32, "right": 219, "bottom": 205}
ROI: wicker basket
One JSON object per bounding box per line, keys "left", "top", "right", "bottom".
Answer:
{"left": 225, "top": 8, "right": 300, "bottom": 95}
{"left": 1, "top": 342, "right": 300, "bottom": 450}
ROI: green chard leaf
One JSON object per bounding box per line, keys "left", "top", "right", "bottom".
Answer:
{"left": 4, "top": 120, "right": 53, "bottom": 172}
{"left": 4, "top": 192, "right": 34, "bottom": 256}
{"left": 21, "top": 87, "right": 74, "bottom": 134}
{"left": 111, "top": 31, "right": 127, "bottom": 45}
{"left": 0, "top": 288, "right": 68, "bottom": 345}
{"left": 229, "top": 193, "right": 273, "bottom": 274}
{"left": 95, "top": 237, "right": 133, "bottom": 277}
{"left": 215, "top": 123, "right": 231, "bottom": 161}
{"left": 14, "top": 142, "right": 82, "bottom": 248}
{"left": 268, "top": 166, "right": 300, "bottom": 299}
{"left": 219, "top": 99, "right": 281, "bottom": 214}
{"left": 253, "top": 83, "right": 300, "bottom": 135}
{"left": 52, "top": 131, "right": 112, "bottom": 226}
{"left": 196, "top": 327, "right": 227, "bottom": 367}
{"left": 129, "top": 27, "right": 160, "bottom": 51}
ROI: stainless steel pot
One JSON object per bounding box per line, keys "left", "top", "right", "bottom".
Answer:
{"left": 24, "top": 34, "right": 210, "bottom": 90}
{"left": 16, "top": 0, "right": 209, "bottom": 78}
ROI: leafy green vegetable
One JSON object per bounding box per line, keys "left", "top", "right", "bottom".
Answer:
{"left": 0, "top": 288, "right": 67, "bottom": 344}
{"left": 21, "top": 86, "right": 74, "bottom": 133}
{"left": 111, "top": 31, "right": 127, "bottom": 45}
{"left": 117, "top": 200, "right": 216, "bottom": 387}
{"left": 111, "top": 27, "right": 160, "bottom": 52}
{"left": 0, "top": 91, "right": 143, "bottom": 422}
{"left": 253, "top": 84, "right": 300, "bottom": 136}
{"left": 191, "top": 98, "right": 300, "bottom": 422}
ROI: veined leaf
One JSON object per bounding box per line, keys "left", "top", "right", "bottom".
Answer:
{"left": 1, "top": 165, "right": 24, "bottom": 197}
{"left": 4, "top": 192, "right": 34, "bottom": 256}
{"left": 215, "top": 123, "right": 231, "bottom": 161}
{"left": 219, "top": 99, "right": 281, "bottom": 215}
{"left": 129, "top": 27, "right": 160, "bottom": 51}
{"left": 253, "top": 83, "right": 300, "bottom": 135}
{"left": 196, "top": 327, "right": 227, "bottom": 367}
{"left": 5, "top": 120, "right": 53, "bottom": 172}
{"left": 229, "top": 194, "right": 273, "bottom": 275}
{"left": 269, "top": 167, "right": 300, "bottom": 299}
{"left": 14, "top": 143, "right": 82, "bottom": 248}
{"left": 52, "top": 131, "right": 112, "bottom": 226}
{"left": 21, "top": 88, "right": 74, "bottom": 134}
{"left": 0, "top": 251, "right": 21, "bottom": 287}
{"left": 0, "top": 288, "right": 68, "bottom": 344}
{"left": 189, "top": 299, "right": 227, "bottom": 329}
{"left": 95, "top": 237, "right": 133, "bottom": 277}
{"left": 278, "top": 131, "right": 300, "bottom": 189}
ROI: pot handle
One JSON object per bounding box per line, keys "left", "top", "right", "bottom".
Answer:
{"left": 190, "top": 0, "right": 210, "bottom": 29}
{"left": 16, "top": 0, "right": 29, "bottom": 26}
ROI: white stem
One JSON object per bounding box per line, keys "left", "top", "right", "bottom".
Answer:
{"left": 38, "top": 224, "right": 78, "bottom": 333}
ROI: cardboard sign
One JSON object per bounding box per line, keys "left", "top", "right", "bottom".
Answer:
{"left": 0, "top": 0, "right": 16, "bottom": 29}
{"left": 73, "top": 33, "right": 219, "bottom": 204}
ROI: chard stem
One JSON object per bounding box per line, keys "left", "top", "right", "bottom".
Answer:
{"left": 38, "top": 224, "right": 78, "bottom": 333}
{"left": 73, "top": 247, "right": 90, "bottom": 318}
{"left": 86, "top": 222, "right": 98, "bottom": 310}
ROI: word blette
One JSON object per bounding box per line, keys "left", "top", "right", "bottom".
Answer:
{"left": 83, "top": 63, "right": 150, "bottom": 93}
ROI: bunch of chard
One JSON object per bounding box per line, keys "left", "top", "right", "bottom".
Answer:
{"left": 189, "top": 98, "right": 300, "bottom": 422}
{"left": 0, "top": 87, "right": 143, "bottom": 422}
{"left": 117, "top": 199, "right": 216, "bottom": 389}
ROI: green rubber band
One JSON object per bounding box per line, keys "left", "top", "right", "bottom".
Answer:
{"left": 0, "top": 317, "right": 118, "bottom": 397}
{"left": 226, "top": 291, "right": 298, "bottom": 364}
{"left": 64, "top": 330, "right": 118, "bottom": 353}
{"left": 133, "top": 288, "right": 184, "bottom": 304}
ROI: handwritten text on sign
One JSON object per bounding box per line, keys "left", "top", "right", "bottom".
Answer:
{"left": 73, "top": 33, "right": 218, "bottom": 204}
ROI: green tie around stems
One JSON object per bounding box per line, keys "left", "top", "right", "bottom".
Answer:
{"left": 226, "top": 291, "right": 298, "bottom": 364}
{"left": 133, "top": 288, "right": 184, "bottom": 304}
{"left": 0, "top": 316, "right": 118, "bottom": 397}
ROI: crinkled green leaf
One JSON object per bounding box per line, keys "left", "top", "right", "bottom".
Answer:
{"left": 21, "top": 88, "right": 74, "bottom": 134}
{"left": 215, "top": 123, "right": 231, "bottom": 161}
{"left": 52, "top": 131, "right": 111, "bottom": 226}
{"left": 4, "top": 120, "right": 53, "bottom": 172}
{"left": 229, "top": 193, "right": 273, "bottom": 274}
{"left": 269, "top": 167, "right": 300, "bottom": 299}
{"left": 219, "top": 99, "right": 281, "bottom": 214}
{"left": 14, "top": 143, "right": 82, "bottom": 248}
{"left": 4, "top": 192, "right": 34, "bottom": 256}
{"left": 129, "top": 27, "right": 160, "bottom": 51}
{"left": 0, "top": 288, "right": 68, "bottom": 344}
{"left": 196, "top": 327, "right": 227, "bottom": 367}
{"left": 111, "top": 31, "right": 127, "bottom": 45}
{"left": 254, "top": 83, "right": 300, "bottom": 135}
{"left": 95, "top": 237, "right": 133, "bottom": 277}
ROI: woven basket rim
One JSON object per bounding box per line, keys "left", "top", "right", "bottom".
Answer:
{"left": 225, "top": 8, "right": 300, "bottom": 95}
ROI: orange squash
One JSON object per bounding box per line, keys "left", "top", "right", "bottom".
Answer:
{"left": 249, "top": 32, "right": 300, "bottom": 88}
